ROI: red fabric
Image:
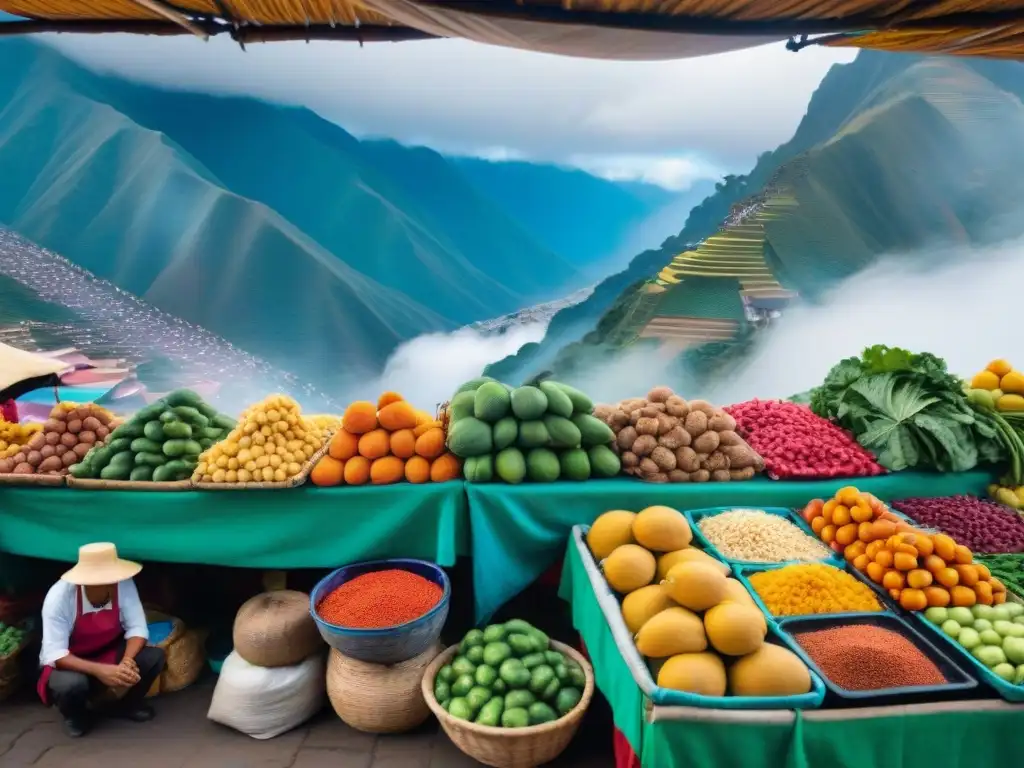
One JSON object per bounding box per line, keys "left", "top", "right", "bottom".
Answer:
{"left": 614, "top": 728, "right": 641, "bottom": 768}
{"left": 0, "top": 400, "right": 17, "bottom": 423}
{"left": 38, "top": 586, "right": 124, "bottom": 705}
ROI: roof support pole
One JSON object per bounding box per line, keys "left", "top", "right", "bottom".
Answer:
{"left": 126, "top": 0, "right": 210, "bottom": 39}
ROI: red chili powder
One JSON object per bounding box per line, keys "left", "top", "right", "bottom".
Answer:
{"left": 794, "top": 625, "right": 947, "bottom": 691}
{"left": 318, "top": 569, "right": 442, "bottom": 628}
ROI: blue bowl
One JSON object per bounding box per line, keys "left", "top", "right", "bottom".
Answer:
{"left": 310, "top": 558, "right": 450, "bottom": 665}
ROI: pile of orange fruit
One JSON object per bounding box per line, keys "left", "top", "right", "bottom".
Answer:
{"left": 801, "top": 486, "right": 1007, "bottom": 612}
{"left": 310, "top": 392, "right": 460, "bottom": 487}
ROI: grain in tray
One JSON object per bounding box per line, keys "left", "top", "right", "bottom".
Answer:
{"left": 698, "top": 508, "right": 831, "bottom": 563}
{"left": 748, "top": 563, "right": 882, "bottom": 616}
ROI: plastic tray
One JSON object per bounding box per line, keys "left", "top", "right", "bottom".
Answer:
{"left": 687, "top": 506, "right": 840, "bottom": 568}
{"left": 572, "top": 525, "right": 826, "bottom": 711}
{"left": 913, "top": 611, "right": 1024, "bottom": 703}
{"left": 734, "top": 562, "right": 892, "bottom": 624}
{"left": 309, "top": 558, "right": 450, "bottom": 665}
{"left": 776, "top": 613, "right": 978, "bottom": 705}
{"left": 845, "top": 562, "right": 902, "bottom": 612}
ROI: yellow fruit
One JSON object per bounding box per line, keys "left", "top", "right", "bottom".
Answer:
{"left": 728, "top": 643, "right": 812, "bottom": 697}
{"left": 703, "top": 602, "right": 766, "bottom": 656}
{"left": 632, "top": 506, "right": 692, "bottom": 552}
{"left": 621, "top": 585, "right": 676, "bottom": 635}
{"left": 971, "top": 371, "right": 1000, "bottom": 390}
{"left": 656, "top": 652, "right": 726, "bottom": 696}
{"left": 634, "top": 607, "right": 707, "bottom": 657}
{"left": 987, "top": 359, "right": 1013, "bottom": 377}
{"left": 602, "top": 544, "right": 656, "bottom": 594}
{"left": 587, "top": 510, "right": 638, "bottom": 560}
{"left": 998, "top": 394, "right": 1024, "bottom": 412}
{"left": 657, "top": 548, "right": 729, "bottom": 581}
{"left": 1002, "top": 372, "right": 1024, "bottom": 395}
{"left": 662, "top": 562, "right": 727, "bottom": 612}
{"left": 721, "top": 578, "right": 758, "bottom": 609}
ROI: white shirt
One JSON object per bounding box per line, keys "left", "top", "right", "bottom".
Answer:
{"left": 39, "top": 579, "right": 149, "bottom": 667}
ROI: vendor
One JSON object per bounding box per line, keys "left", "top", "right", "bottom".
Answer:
{"left": 38, "top": 543, "right": 165, "bottom": 738}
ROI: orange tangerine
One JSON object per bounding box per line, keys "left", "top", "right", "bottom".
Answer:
{"left": 882, "top": 570, "right": 905, "bottom": 591}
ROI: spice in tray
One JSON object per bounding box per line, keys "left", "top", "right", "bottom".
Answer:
{"left": 793, "top": 624, "right": 947, "bottom": 690}
{"left": 748, "top": 563, "right": 882, "bottom": 617}
{"left": 317, "top": 569, "right": 442, "bottom": 628}
{"left": 698, "top": 509, "right": 831, "bottom": 563}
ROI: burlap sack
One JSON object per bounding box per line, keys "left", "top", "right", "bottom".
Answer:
{"left": 233, "top": 590, "right": 323, "bottom": 668}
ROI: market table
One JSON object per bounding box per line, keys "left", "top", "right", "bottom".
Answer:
{"left": 558, "top": 523, "right": 1024, "bottom": 768}
{"left": 0, "top": 482, "right": 469, "bottom": 568}
{"left": 470, "top": 471, "right": 992, "bottom": 623}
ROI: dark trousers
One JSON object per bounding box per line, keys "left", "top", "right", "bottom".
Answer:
{"left": 46, "top": 644, "right": 166, "bottom": 720}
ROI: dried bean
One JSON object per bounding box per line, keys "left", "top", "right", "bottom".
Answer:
{"left": 892, "top": 495, "right": 1024, "bottom": 554}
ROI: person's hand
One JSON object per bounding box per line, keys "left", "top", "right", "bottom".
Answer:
{"left": 120, "top": 657, "right": 140, "bottom": 678}
{"left": 95, "top": 663, "right": 139, "bottom": 689}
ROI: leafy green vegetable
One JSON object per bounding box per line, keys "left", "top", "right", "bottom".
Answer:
{"left": 811, "top": 346, "right": 1003, "bottom": 473}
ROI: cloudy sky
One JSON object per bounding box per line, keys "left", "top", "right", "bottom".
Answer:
{"left": 47, "top": 34, "right": 855, "bottom": 189}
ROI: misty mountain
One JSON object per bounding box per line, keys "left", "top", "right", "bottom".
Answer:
{"left": 488, "top": 51, "right": 1024, "bottom": 388}
{"left": 0, "top": 37, "right": 680, "bottom": 390}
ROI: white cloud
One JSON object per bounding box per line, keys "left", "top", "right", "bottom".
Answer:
{"left": 44, "top": 34, "right": 855, "bottom": 180}
{"left": 568, "top": 154, "right": 722, "bottom": 190}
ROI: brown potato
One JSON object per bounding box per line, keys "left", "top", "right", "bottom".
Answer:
{"left": 639, "top": 457, "right": 660, "bottom": 475}
{"left": 651, "top": 446, "right": 677, "bottom": 472}
{"left": 629, "top": 410, "right": 642, "bottom": 426}
{"left": 55, "top": 445, "right": 69, "bottom": 456}
{"left": 647, "top": 386, "right": 674, "bottom": 403}
{"left": 665, "top": 396, "right": 689, "bottom": 418}
{"left": 38, "top": 456, "right": 63, "bottom": 473}
{"left": 693, "top": 431, "right": 720, "bottom": 454}
{"left": 60, "top": 432, "right": 78, "bottom": 448}
{"left": 616, "top": 426, "right": 638, "bottom": 451}
{"left": 644, "top": 472, "right": 670, "bottom": 484}
{"left": 655, "top": 413, "right": 679, "bottom": 435}
{"left": 73, "top": 443, "right": 91, "bottom": 459}
{"left": 717, "top": 430, "right": 743, "bottom": 446}
{"left": 12, "top": 452, "right": 26, "bottom": 464}
{"left": 44, "top": 431, "right": 61, "bottom": 447}
{"left": 82, "top": 416, "right": 102, "bottom": 433}
{"left": 658, "top": 426, "right": 690, "bottom": 450}
{"left": 44, "top": 418, "right": 65, "bottom": 433}
{"left": 632, "top": 434, "right": 658, "bottom": 458}
{"left": 675, "top": 446, "right": 700, "bottom": 473}
{"left": 711, "top": 469, "right": 732, "bottom": 482}
{"left": 77, "top": 431, "right": 97, "bottom": 445}
{"left": 13, "top": 462, "right": 34, "bottom": 474}
{"left": 639, "top": 403, "right": 666, "bottom": 418}
{"left": 708, "top": 412, "right": 737, "bottom": 433}
{"left": 636, "top": 417, "right": 659, "bottom": 437}
{"left": 668, "top": 469, "right": 690, "bottom": 483}
{"left": 39, "top": 445, "right": 56, "bottom": 459}
{"left": 95, "top": 426, "right": 109, "bottom": 440}
{"left": 703, "top": 452, "right": 729, "bottom": 472}
{"left": 28, "top": 433, "right": 46, "bottom": 451}
{"left": 66, "top": 419, "right": 83, "bottom": 434}
{"left": 0, "top": 458, "right": 13, "bottom": 473}
{"left": 619, "top": 398, "right": 648, "bottom": 413}
{"left": 26, "top": 450, "right": 43, "bottom": 467}
{"left": 61, "top": 451, "right": 78, "bottom": 467}
{"left": 684, "top": 411, "right": 708, "bottom": 437}
{"left": 607, "top": 410, "right": 629, "bottom": 431}
{"left": 592, "top": 404, "right": 614, "bottom": 422}
{"left": 730, "top": 467, "right": 756, "bottom": 481}
{"left": 688, "top": 400, "right": 717, "bottom": 417}
{"left": 689, "top": 469, "right": 711, "bottom": 483}
{"left": 620, "top": 451, "right": 639, "bottom": 469}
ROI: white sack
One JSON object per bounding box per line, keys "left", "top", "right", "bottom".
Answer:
{"left": 207, "top": 650, "right": 326, "bottom": 739}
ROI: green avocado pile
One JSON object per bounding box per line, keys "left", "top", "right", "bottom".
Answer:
{"left": 71, "top": 389, "right": 236, "bottom": 483}
{"left": 446, "top": 375, "right": 621, "bottom": 483}
{"left": 0, "top": 622, "right": 25, "bottom": 657}
{"left": 434, "top": 619, "right": 587, "bottom": 728}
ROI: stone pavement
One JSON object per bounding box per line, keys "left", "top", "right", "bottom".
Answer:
{"left": 0, "top": 677, "right": 615, "bottom": 768}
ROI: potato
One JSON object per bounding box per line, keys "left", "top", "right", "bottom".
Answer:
{"left": 66, "top": 419, "right": 83, "bottom": 434}
{"left": 639, "top": 404, "right": 666, "bottom": 417}
{"left": 675, "top": 446, "right": 700, "bottom": 473}
{"left": 38, "top": 456, "right": 63, "bottom": 473}
{"left": 688, "top": 400, "right": 717, "bottom": 417}
{"left": 629, "top": 410, "right": 642, "bottom": 426}
{"left": 636, "top": 417, "right": 659, "bottom": 437}
{"left": 44, "top": 418, "right": 66, "bottom": 433}
{"left": 730, "top": 467, "right": 756, "bottom": 481}
{"left": 60, "top": 432, "right": 78, "bottom": 448}
{"left": 690, "top": 469, "right": 711, "bottom": 483}
{"left": 665, "top": 396, "right": 689, "bottom": 418}
{"left": 703, "top": 452, "right": 729, "bottom": 472}
{"left": 668, "top": 469, "right": 690, "bottom": 483}
{"left": 26, "top": 450, "right": 42, "bottom": 467}
{"left": 711, "top": 469, "right": 732, "bottom": 482}
{"left": 651, "top": 446, "right": 677, "bottom": 472}
{"left": 658, "top": 425, "right": 690, "bottom": 450}
{"left": 73, "top": 443, "right": 91, "bottom": 459}
{"left": 593, "top": 404, "right": 614, "bottom": 422}
{"left": 684, "top": 411, "right": 708, "bottom": 437}
{"left": 13, "top": 462, "right": 34, "bottom": 474}
{"left": 28, "top": 433, "right": 46, "bottom": 451}
{"left": 632, "top": 434, "right": 658, "bottom": 458}
{"left": 0, "top": 458, "right": 13, "bottom": 473}
{"left": 12, "top": 452, "right": 26, "bottom": 464}
{"left": 708, "top": 411, "right": 736, "bottom": 433}
{"left": 95, "top": 426, "right": 109, "bottom": 440}
{"left": 616, "top": 426, "right": 638, "bottom": 451}
{"left": 39, "top": 445, "right": 56, "bottom": 459}
{"left": 55, "top": 444, "right": 69, "bottom": 456}
{"left": 78, "top": 431, "right": 96, "bottom": 445}
{"left": 61, "top": 451, "right": 78, "bottom": 467}
{"left": 693, "top": 431, "right": 720, "bottom": 454}
{"left": 82, "top": 416, "right": 102, "bottom": 433}
{"left": 619, "top": 398, "right": 648, "bottom": 413}
{"left": 620, "top": 451, "right": 639, "bottom": 469}
{"left": 655, "top": 412, "right": 679, "bottom": 435}
{"left": 608, "top": 410, "right": 630, "bottom": 431}
{"left": 43, "top": 431, "right": 60, "bottom": 447}
{"left": 717, "top": 430, "right": 743, "bottom": 446}
{"left": 647, "top": 386, "right": 674, "bottom": 403}
{"left": 639, "top": 457, "right": 659, "bottom": 475}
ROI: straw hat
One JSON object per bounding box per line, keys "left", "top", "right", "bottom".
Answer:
{"left": 61, "top": 543, "right": 142, "bottom": 586}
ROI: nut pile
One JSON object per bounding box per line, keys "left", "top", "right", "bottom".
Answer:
{"left": 593, "top": 387, "right": 764, "bottom": 483}
{"left": 0, "top": 403, "right": 116, "bottom": 476}
{"left": 698, "top": 509, "right": 832, "bottom": 563}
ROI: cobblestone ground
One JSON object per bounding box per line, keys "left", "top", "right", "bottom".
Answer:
{"left": 0, "top": 678, "right": 615, "bottom": 768}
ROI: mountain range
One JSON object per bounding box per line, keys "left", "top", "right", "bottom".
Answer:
{"left": 488, "top": 51, "right": 1024, "bottom": 396}
{"left": 0, "top": 37, "right": 679, "bottom": 392}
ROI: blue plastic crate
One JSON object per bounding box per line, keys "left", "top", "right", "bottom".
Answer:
{"left": 687, "top": 506, "right": 840, "bottom": 568}
{"left": 734, "top": 562, "right": 893, "bottom": 624}
{"left": 310, "top": 558, "right": 450, "bottom": 666}
{"left": 775, "top": 613, "right": 978, "bottom": 705}
{"left": 913, "top": 611, "right": 1024, "bottom": 703}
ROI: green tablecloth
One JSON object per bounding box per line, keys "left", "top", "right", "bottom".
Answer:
{"left": 0, "top": 482, "right": 469, "bottom": 568}
{"left": 558, "top": 523, "right": 1024, "bottom": 767}
{"left": 475, "top": 471, "right": 991, "bottom": 623}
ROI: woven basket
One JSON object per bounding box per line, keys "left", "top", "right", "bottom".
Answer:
{"left": 327, "top": 644, "right": 440, "bottom": 733}
{"left": 0, "top": 473, "right": 65, "bottom": 487}
{"left": 0, "top": 627, "right": 31, "bottom": 703}
{"left": 66, "top": 477, "right": 191, "bottom": 491}
{"left": 191, "top": 446, "right": 326, "bottom": 491}
{"left": 144, "top": 609, "right": 205, "bottom": 697}
{"left": 422, "top": 641, "right": 595, "bottom": 768}
{"left": 234, "top": 590, "right": 323, "bottom": 668}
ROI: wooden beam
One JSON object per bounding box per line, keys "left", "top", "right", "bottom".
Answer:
{"left": 126, "top": 0, "right": 211, "bottom": 39}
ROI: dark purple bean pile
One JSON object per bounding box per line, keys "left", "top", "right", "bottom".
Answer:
{"left": 892, "top": 495, "right": 1024, "bottom": 554}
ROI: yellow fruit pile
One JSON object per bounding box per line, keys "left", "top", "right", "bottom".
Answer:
{"left": 748, "top": 563, "right": 882, "bottom": 617}
{"left": 0, "top": 419, "right": 42, "bottom": 458}
{"left": 306, "top": 414, "right": 342, "bottom": 433}
{"left": 969, "top": 358, "right": 1024, "bottom": 412}
{"left": 587, "top": 506, "right": 812, "bottom": 698}
{"left": 193, "top": 394, "right": 325, "bottom": 484}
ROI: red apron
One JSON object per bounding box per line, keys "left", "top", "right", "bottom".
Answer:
{"left": 37, "top": 586, "right": 124, "bottom": 706}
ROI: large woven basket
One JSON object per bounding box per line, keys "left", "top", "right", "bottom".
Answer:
{"left": 234, "top": 590, "right": 323, "bottom": 668}
{"left": 422, "top": 640, "right": 595, "bottom": 768}
{"left": 327, "top": 643, "right": 440, "bottom": 734}
{"left": 144, "top": 609, "right": 205, "bottom": 697}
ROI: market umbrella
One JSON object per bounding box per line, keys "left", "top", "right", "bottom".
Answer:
{"left": 0, "top": 342, "right": 72, "bottom": 402}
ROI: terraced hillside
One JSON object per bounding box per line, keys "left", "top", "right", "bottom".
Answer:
{"left": 508, "top": 54, "right": 1024, "bottom": 392}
